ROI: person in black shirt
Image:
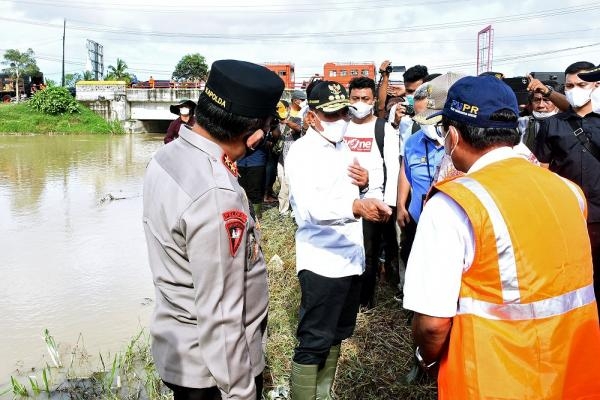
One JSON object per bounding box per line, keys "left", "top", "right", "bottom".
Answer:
{"left": 534, "top": 61, "right": 600, "bottom": 315}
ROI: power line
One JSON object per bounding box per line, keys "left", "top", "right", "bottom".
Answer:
{"left": 1, "top": 3, "right": 599, "bottom": 40}
{"left": 428, "top": 41, "right": 600, "bottom": 70}
{"left": 0, "top": 0, "right": 461, "bottom": 14}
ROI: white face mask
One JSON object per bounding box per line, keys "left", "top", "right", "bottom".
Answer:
{"left": 349, "top": 101, "right": 374, "bottom": 119}
{"left": 591, "top": 87, "right": 600, "bottom": 114}
{"left": 565, "top": 87, "right": 593, "bottom": 108}
{"left": 421, "top": 125, "right": 444, "bottom": 146}
{"left": 179, "top": 107, "right": 190, "bottom": 116}
{"left": 532, "top": 110, "right": 558, "bottom": 119}
{"left": 314, "top": 114, "right": 349, "bottom": 143}
{"left": 299, "top": 100, "right": 307, "bottom": 108}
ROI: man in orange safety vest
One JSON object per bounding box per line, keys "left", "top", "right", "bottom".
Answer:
{"left": 403, "top": 75, "right": 600, "bottom": 399}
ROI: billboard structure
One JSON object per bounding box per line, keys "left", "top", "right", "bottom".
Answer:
{"left": 86, "top": 40, "right": 104, "bottom": 80}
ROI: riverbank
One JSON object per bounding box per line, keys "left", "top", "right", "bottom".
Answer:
{"left": 0, "top": 102, "right": 123, "bottom": 134}
{"left": 1, "top": 206, "right": 436, "bottom": 399}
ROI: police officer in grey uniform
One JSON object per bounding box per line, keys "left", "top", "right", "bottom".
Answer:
{"left": 143, "top": 59, "right": 284, "bottom": 400}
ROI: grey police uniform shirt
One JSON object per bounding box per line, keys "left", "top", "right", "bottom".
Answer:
{"left": 143, "top": 125, "right": 268, "bottom": 399}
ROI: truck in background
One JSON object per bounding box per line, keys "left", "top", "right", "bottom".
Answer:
{"left": 0, "top": 73, "right": 45, "bottom": 102}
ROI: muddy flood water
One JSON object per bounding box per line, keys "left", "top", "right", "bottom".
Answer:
{"left": 0, "top": 133, "right": 164, "bottom": 389}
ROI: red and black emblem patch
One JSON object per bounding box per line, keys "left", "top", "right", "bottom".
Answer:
{"left": 222, "top": 153, "right": 239, "bottom": 177}
{"left": 222, "top": 209, "right": 247, "bottom": 257}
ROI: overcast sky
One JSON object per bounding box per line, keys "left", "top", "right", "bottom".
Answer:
{"left": 1, "top": 0, "right": 599, "bottom": 85}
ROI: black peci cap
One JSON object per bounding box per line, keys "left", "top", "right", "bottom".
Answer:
{"left": 199, "top": 59, "right": 285, "bottom": 118}
{"left": 307, "top": 81, "right": 350, "bottom": 113}
{"left": 579, "top": 66, "right": 600, "bottom": 82}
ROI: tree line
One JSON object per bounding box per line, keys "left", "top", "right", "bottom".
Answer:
{"left": 1, "top": 48, "right": 209, "bottom": 87}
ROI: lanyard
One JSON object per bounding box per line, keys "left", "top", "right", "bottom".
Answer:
{"left": 424, "top": 139, "right": 433, "bottom": 185}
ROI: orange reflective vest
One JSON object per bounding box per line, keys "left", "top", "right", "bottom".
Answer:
{"left": 433, "top": 157, "right": 600, "bottom": 400}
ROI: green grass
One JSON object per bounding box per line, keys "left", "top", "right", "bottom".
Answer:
{"left": 0, "top": 102, "right": 124, "bottom": 134}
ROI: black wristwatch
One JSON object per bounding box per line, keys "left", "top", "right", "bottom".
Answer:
{"left": 543, "top": 85, "right": 554, "bottom": 98}
{"left": 415, "top": 346, "right": 438, "bottom": 371}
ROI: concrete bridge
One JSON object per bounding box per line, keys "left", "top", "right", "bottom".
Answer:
{"left": 76, "top": 81, "right": 295, "bottom": 133}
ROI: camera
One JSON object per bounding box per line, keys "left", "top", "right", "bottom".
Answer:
{"left": 502, "top": 76, "right": 530, "bottom": 105}
{"left": 385, "top": 64, "right": 406, "bottom": 74}
{"left": 400, "top": 102, "right": 415, "bottom": 117}
{"left": 401, "top": 95, "right": 415, "bottom": 117}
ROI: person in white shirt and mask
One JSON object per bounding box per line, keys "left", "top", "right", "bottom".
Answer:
{"left": 285, "top": 80, "right": 392, "bottom": 400}
{"left": 344, "top": 76, "right": 400, "bottom": 310}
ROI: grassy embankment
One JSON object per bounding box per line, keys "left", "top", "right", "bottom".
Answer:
{"left": 0, "top": 102, "right": 123, "bottom": 134}
{"left": 2, "top": 207, "right": 436, "bottom": 399}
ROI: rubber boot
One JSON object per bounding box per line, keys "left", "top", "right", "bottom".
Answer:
{"left": 316, "top": 345, "right": 340, "bottom": 400}
{"left": 290, "top": 362, "right": 318, "bottom": 400}
{"left": 252, "top": 202, "right": 262, "bottom": 221}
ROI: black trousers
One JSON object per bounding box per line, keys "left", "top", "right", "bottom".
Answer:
{"left": 163, "top": 375, "right": 263, "bottom": 400}
{"left": 265, "top": 151, "right": 278, "bottom": 196}
{"left": 293, "top": 270, "right": 361, "bottom": 365}
{"left": 238, "top": 165, "right": 266, "bottom": 205}
{"left": 360, "top": 214, "right": 399, "bottom": 307}
{"left": 380, "top": 207, "right": 400, "bottom": 286}
{"left": 589, "top": 222, "right": 600, "bottom": 317}
{"left": 399, "top": 214, "right": 418, "bottom": 268}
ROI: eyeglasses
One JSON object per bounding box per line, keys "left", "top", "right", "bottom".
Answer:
{"left": 434, "top": 121, "right": 446, "bottom": 139}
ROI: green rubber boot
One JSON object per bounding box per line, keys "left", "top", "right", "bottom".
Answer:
{"left": 316, "top": 345, "right": 340, "bottom": 400}
{"left": 252, "top": 202, "right": 262, "bottom": 221}
{"left": 290, "top": 362, "right": 318, "bottom": 400}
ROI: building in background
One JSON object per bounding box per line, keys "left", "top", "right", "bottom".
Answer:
{"left": 263, "top": 62, "right": 295, "bottom": 89}
{"left": 323, "top": 62, "right": 376, "bottom": 87}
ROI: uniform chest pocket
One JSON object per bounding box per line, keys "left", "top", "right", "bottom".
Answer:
{"left": 407, "top": 154, "right": 429, "bottom": 171}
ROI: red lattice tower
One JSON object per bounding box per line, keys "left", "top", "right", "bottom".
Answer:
{"left": 477, "top": 25, "right": 494, "bottom": 75}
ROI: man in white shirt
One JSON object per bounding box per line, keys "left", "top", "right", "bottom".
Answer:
{"left": 344, "top": 76, "right": 400, "bottom": 309}
{"left": 286, "top": 80, "right": 392, "bottom": 400}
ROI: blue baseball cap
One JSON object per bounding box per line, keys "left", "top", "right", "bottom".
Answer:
{"left": 428, "top": 75, "right": 519, "bottom": 129}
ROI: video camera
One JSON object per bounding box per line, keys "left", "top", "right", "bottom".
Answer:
{"left": 502, "top": 72, "right": 565, "bottom": 105}
{"left": 502, "top": 76, "right": 530, "bottom": 105}
{"left": 385, "top": 64, "right": 406, "bottom": 85}
{"left": 385, "top": 64, "right": 406, "bottom": 74}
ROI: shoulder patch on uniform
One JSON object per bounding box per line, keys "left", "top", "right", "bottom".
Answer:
{"left": 222, "top": 153, "right": 239, "bottom": 177}
{"left": 222, "top": 209, "right": 247, "bottom": 257}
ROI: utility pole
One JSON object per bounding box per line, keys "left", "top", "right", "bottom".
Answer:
{"left": 10, "top": 62, "right": 19, "bottom": 103}
{"left": 62, "top": 19, "right": 66, "bottom": 87}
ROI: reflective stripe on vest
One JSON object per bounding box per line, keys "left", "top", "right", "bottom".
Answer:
{"left": 455, "top": 177, "right": 520, "bottom": 303}
{"left": 458, "top": 283, "right": 595, "bottom": 320}
{"left": 454, "top": 175, "right": 593, "bottom": 320}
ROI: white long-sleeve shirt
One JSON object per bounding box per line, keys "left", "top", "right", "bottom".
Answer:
{"left": 285, "top": 128, "right": 365, "bottom": 278}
